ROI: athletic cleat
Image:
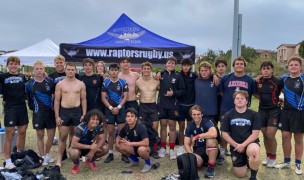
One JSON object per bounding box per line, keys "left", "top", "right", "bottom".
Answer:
{"left": 152, "top": 151, "right": 160, "bottom": 159}
{"left": 126, "top": 160, "right": 140, "bottom": 168}
{"left": 104, "top": 154, "right": 114, "bottom": 163}
{"left": 5, "top": 163, "right": 16, "bottom": 170}
{"left": 295, "top": 163, "right": 303, "bottom": 175}
{"left": 177, "top": 146, "right": 184, "bottom": 156}
{"left": 86, "top": 161, "right": 97, "bottom": 171}
{"left": 71, "top": 164, "right": 80, "bottom": 174}
{"left": 274, "top": 162, "right": 290, "bottom": 169}
{"left": 158, "top": 147, "right": 167, "bottom": 158}
{"left": 47, "top": 154, "right": 54, "bottom": 163}
{"left": 205, "top": 166, "right": 215, "bottom": 178}
{"left": 262, "top": 158, "right": 269, "bottom": 166}
{"left": 169, "top": 149, "right": 176, "bottom": 160}
{"left": 42, "top": 155, "right": 49, "bottom": 166}
{"left": 121, "top": 155, "right": 130, "bottom": 163}
{"left": 141, "top": 164, "right": 151, "bottom": 173}
{"left": 266, "top": 159, "right": 276, "bottom": 168}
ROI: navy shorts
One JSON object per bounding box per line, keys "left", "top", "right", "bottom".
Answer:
{"left": 4, "top": 104, "right": 29, "bottom": 127}
{"left": 259, "top": 107, "right": 280, "bottom": 127}
{"left": 139, "top": 103, "right": 159, "bottom": 123}
{"left": 60, "top": 106, "right": 82, "bottom": 126}
{"left": 158, "top": 108, "right": 180, "bottom": 120}
{"left": 125, "top": 100, "right": 139, "bottom": 112}
{"left": 33, "top": 109, "right": 56, "bottom": 129}
{"left": 178, "top": 105, "right": 192, "bottom": 121}
{"left": 105, "top": 107, "right": 126, "bottom": 124}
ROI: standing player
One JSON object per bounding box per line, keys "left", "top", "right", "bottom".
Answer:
{"left": 115, "top": 108, "right": 152, "bottom": 173}
{"left": 26, "top": 61, "right": 56, "bottom": 166}
{"left": 275, "top": 56, "right": 303, "bottom": 175}
{"left": 0, "top": 56, "right": 28, "bottom": 169}
{"left": 49, "top": 55, "right": 66, "bottom": 85}
{"left": 221, "top": 90, "right": 261, "bottom": 180}
{"left": 184, "top": 105, "right": 219, "bottom": 178}
{"left": 215, "top": 59, "right": 227, "bottom": 78}
{"left": 219, "top": 56, "right": 256, "bottom": 162}
{"left": 177, "top": 58, "right": 197, "bottom": 156}
{"left": 54, "top": 62, "right": 87, "bottom": 167}
{"left": 68, "top": 109, "right": 109, "bottom": 174}
{"left": 158, "top": 56, "right": 185, "bottom": 160}
{"left": 256, "top": 61, "right": 283, "bottom": 168}
{"left": 136, "top": 61, "right": 160, "bottom": 158}
{"left": 102, "top": 63, "right": 128, "bottom": 163}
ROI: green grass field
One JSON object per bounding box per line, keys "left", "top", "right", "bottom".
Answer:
{"left": 1, "top": 98, "right": 303, "bottom": 179}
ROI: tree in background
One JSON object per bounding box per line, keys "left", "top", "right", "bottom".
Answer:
{"left": 299, "top": 40, "right": 304, "bottom": 59}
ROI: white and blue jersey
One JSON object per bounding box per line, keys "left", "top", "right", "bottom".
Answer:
{"left": 281, "top": 74, "right": 304, "bottom": 111}
{"left": 101, "top": 78, "right": 128, "bottom": 107}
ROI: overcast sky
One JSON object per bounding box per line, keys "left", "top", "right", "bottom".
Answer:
{"left": 1, "top": 0, "right": 303, "bottom": 54}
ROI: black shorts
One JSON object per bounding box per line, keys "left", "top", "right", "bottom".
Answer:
{"left": 259, "top": 108, "right": 280, "bottom": 127}
{"left": 178, "top": 105, "right": 192, "bottom": 121}
{"left": 33, "top": 109, "right": 56, "bottom": 130}
{"left": 4, "top": 104, "right": 29, "bottom": 127}
{"left": 193, "top": 146, "right": 208, "bottom": 165}
{"left": 125, "top": 100, "right": 139, "bottom": 112}
{"left": 158, "top": 108, "right": 180, "bottom": 120}
{"left": 230, "top": 141, "right": 260, "bottom": 167}
{"left": 59, "top": 106, "right": 82, "bottom": 126}
{"left": 139, "top": 103, "right": 159, "bottom": 123}
{"left": 133, "top": 147, "right": 140, "bottom": 157}
{"left": 105, "top": 107, "right": 126, "bottom": 124}
{"left": 279, "top": 109, "right": 304, "bottom": 133}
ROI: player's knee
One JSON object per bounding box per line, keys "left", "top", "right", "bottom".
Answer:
{"left": 36, "top": 133, "right": 44, "bottom": 140}
{"left": 206, "top": 138, "right": 218, "bottom": 147}
{"left": 233, "top": 168, "right": 247, "bottom": 178}
{"left": 68, "top": 148, "right": 80, "bottom": 160}
{"left": 138, "top": 146, "right": 150, "bottom": 158}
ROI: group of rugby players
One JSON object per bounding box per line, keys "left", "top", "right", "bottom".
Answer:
{"left": 0, "top": 54, "right": 303, "bottom": 179}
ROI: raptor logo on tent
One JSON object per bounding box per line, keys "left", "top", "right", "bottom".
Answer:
{"left": 107, "top": 30, "right": 146, "bottom": 41}
{"left": 64, "top": 49, "right": 79, "bottom": 57}
{"left": 179, "top": 52, "right": 194, "bottom": 59}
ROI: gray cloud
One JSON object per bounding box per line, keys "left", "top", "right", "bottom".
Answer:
{"left": 1, "top": 0, "right": 303, "bottom": 54}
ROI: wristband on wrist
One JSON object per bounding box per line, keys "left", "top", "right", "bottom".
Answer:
{"left": 109, "top": 106, "right": 114, "bottom": 110}
{"left": 117, "top": 104, "right": 122, "bottom": 109}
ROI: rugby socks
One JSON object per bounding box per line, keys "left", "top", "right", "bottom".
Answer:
{"left": 269, "top": 153, "right": 276, "bottom": 160}
{"left": 5, "top": 159, "right": 13, "bottom": 165}
{"left": 109, "top": 150, "right": 113, "bottom": 155}
{"left": 208, "top": 161, "right": 215, "bottom": 168}
{"left": 129, "top": 154, "right": 139, "bottom": 162}
{"left": 284, "top": 157, "right": 291, "bottom": 163}
{"left": 295, "top": 159, "right": 301, "bottom": 165}
{"left": 73, "top": 158, "right": 80, "bottom": 165}
{"left": 153, "top": 143, "right": 158, "bottom": 151}
{"left": 266, "top": 152, "right": 271, "bottom": 159}
{"left": 161, "top": 142, "right": 167, "bottom": 148}
{"left": 250, "top": 169, "right": 258, "bottom": 179}
{"left": 169, "top": 143, "right": 175, "bottom": 149}
{"left": 145, "top": 158, "right": 151, "bottom": 165}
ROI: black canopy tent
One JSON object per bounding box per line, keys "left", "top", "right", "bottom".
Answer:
{"left": 60, "top": 13, "right": 195, "bottom": 64}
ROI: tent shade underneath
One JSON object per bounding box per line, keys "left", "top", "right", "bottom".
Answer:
{"left": 60, "top": 44, "right": 195, "bottom": 63}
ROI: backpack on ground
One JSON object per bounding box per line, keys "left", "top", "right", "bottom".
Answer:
{"left": 140, "top": 120, "right": 160, "bottom": 155}
{"left": 10, "top": 147, "right": 43, "bottom": 170}
{"left": 177, "top": 153, "right": 199, "bottom": 180}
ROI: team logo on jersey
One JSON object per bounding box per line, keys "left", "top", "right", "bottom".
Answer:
{"left": 294, "top": 81, "right": 300, "bottom": 89}
{"left": 117, "top": 84, "right": 121, "bottom": 91}
{"left": 45, "top": 85, "right": 50, "bottom": 91}
{"left": 174, "top": 111, "right": 179, "bottom": 116}
{"left": 200, "top": 127, "right": 204, "bottom": 132}
{"left": 210, "top": 82, "right": 214, "bottom": 87}
{"left": 93, "top": 80, "right": 97, "bottom": 84}
{"left": 258, "top": 84, "right": 262, "bottom": 88}
{"left": 9, "top": 121, "right": 13, "bottom": 125}
{"left": 134, "top": 130, "right": 137, "bottom": 137}
{"left": 194, "top": 130, "right": 197, "bottom": 134}
{"left": 171, "top": 78, "right": 176, "bottom": 84}
{"left": 35, "top": 124, "right": 39, "bottom": 128}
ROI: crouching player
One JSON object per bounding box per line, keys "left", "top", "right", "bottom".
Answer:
{"left": 115, "top": 108, "right": 152, "bottom": 173}
{"left": 68, "top": 109, "right": 109, "bottom": 174}
{"left": 221, "top": 90, "right": 261, "bottom": 180}
{"left": 184, "top": 105, "right": 218, "bottom": 178}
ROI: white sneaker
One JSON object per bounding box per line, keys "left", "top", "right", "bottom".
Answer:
{"left": 169, "top": 149, "right": 176, "bottom": 160}
{"left": 5, "top": 163, "right": 16, "bottom": 169}
{"left": 158, "top": 147, "right": 166, "bottom": 158}
{"left": 262, "top": 158, "right": 269, "bottom": 166}
{"left": 141, "top": 164, "right": 151, "bottom": 173}
{"left": 177, "top": 146, "right": 184, "bottom": 156}
{"left": 42, "top": 155, "right": 49, "bottom": 166}
{"left": 47, "top": 154, "right": 54, "bottom": 163}
{"left": 295, "top": 164, "right": 303, "bottom": 175}
{"left": 266, "top": 159, "right": 276, "bottom": 168}
{"left": 275, "top": 162, "right": 290, "bottom": 169}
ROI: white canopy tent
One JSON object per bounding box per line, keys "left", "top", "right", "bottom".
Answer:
{"left": 0, "top": 38, "right": 59, "bottom": 65}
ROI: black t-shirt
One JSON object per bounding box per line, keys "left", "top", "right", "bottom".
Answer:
{"left": 74, "top": 122, "right": 104, "bottom": 145}
{"left": 119, "top": 123, "right": 148, "bottom": 143}
{"left": 256, "top": 76, "right": 283, "bottom": 110}
{"left": 185, "top": 119, "right": 215, "bottom": 148}
{"left": 0, "top": 73, "right": 27, "bottom": 107}
{"left": 48, "top": 71, "right": 66, "bottom": 84}
{"left": 221, "top": 109, "right": 261, "bottom": 144}
{"left": 79, "top": 74, "right": 103, "bottom": 111}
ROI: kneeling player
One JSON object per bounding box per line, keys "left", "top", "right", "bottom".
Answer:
{"left": 184, "top": 105, "right": 218, "bottom": 178}
{"left": 115, "top": 108, "right": 152, "bottom": 173}
{"left": 68, "top": 109, "right": 109, "bottom": 174}
{"left": 221, "top": 90, "right": 260, "bottom": 180}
